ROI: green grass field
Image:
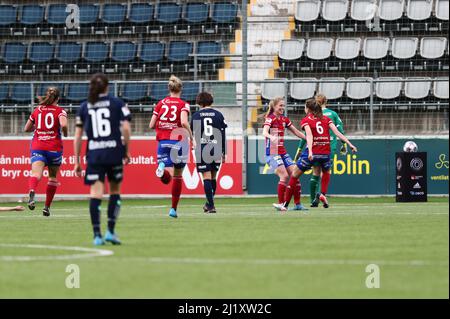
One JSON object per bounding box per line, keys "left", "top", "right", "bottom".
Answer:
{"left": 0, "top": 197, "right": 448, "bottom": 298}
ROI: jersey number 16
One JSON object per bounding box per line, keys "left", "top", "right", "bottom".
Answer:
{"left": 88, "top": 108, "right": 111, "bottom": 138}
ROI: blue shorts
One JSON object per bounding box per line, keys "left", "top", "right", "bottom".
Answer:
{"left": 297, "top": 150, "right": 332, "bottom": 172}
{"left": 31, "top": 150, "right": 62, "bottom": 166}
{"left": 157, "top": 140, "right": 188, "bottom": 169}
{"left": 265, "top": 153, "right": 294, "bottom": 173}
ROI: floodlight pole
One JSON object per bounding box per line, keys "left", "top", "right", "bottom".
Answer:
{"left": 242, "top": 0, "right": 248, "bottom": 191}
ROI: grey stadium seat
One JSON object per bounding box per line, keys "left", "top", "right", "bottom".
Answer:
{"left": 290, "top": 78, "right": 317, "bottom": 100}
{"left": 307, "top": 38, "right": 333, "bottom": 60}
{"left": 295, "top": 0, "right": 321, "bottom": 22}
{"left": 318, "top": 78, "right": 345, "bottom": 100}
{"left": 420, "top": 37, "right": 447, "bottom": 59}
{"left": 279, "top": 39, "right": 305, "bottom": 60}
{"left": 375, "top": 77, "right": 403, "bottom": 99}
{"left": 335, "top": 38, "right": 361, "bottom": 60}
{"left": 392, "top": 37, "right": 418, "bottom": 59}
{"left": 405, "top": 77, "right": 431, "bottom": 99}
{"left": 379, "top": 0, "right": 405, "bottom": 21}
{"left": 322, "top": 0, "right": 349, "bottom": 22}
{"left": 435, "top": 0, "right": 449, "bottom": 21}
{"left": 351, "top": 0, "right": 377, "bottom": 21}
{"left": 261, "top": 81, "right": 286, "bottom": 100}
{"left": 433, "top": 78, "right": 449, "bottom": 99}
{"left": 406, "top": 0, "right": 432, "bottom": 20}
{"left": 363, "top": 37, "right": 390, "bottom": 59}
{"left": 346, "top": 78, "right": 372, "bottom": 99}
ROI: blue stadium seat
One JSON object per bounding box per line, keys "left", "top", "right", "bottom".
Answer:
{"left": 84, "top": 42, "right": 109, "bottom": 62}
{"left": 181, "top": 82, "right": 201, "bottom": 103}
{"left": 112, "top": 42, "right": 137, "bottom": 63}
{"left": 20, "top": 5, "right": 45, "bottom": 25}
{"left": 184, "top": 2, "right": 209, "bottom": 23}
{"left": 140, "top": 42, "right": 165, "bottom": 63}
{"left": 0, "top": 84, "right": 8, "bottom": 103}
{"left": 129, "top": 3, "right": 154, "bottom": 24}
{"left": 3, "top": 43, "right": 26, "bottom": 63}
{"left": 168, "top": 41, "right": 193, "bottom": 62}
{"left": 66, "top": 83, "right": 89, "bottom": 102}
{"left": 56, "top": 42, "right": 82, "bottom": 63}
{"left": 79, "top": 4, "right": 99, "bottom": 25}
{"left": 197, "top": 41, "right": 222, "bottom": 61}
{"left": 0, "top": 5, "right": 17, "bottom": 26}
{"left": 47, "top": 4, "right": 68, "bottom": 25}
{"left": 150, "top": 83, "right": 168, "bottom": 102}
{"left": 121, "top": 83, "right": 148, "bottom": 102}
{"left": 156, "top": 3, "right": 181, "bottom": 23}
{"left": 11, "top": 83, "right": 32, "bottom": 103}
{"left": 29, "top": 42, "right": 54, "bottom": 63}
{"left": 212, "top": 2, "right": 238, "bottom": 23}
{"left": 102, "top": 4, "right": 127, "bottom": 24}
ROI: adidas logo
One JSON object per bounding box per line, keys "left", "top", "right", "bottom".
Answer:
{"left": 413, "top": 182, "right": 421, "bottom": 189}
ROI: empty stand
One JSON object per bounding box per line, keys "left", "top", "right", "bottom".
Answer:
{"left": 433, "top": 78, "right": 449, "bottom": 99}
{"left": 379, "top": 0, "right": 405, "bottom": 21}
{"left": 290, "top": 79, "right": 317, "bottom": 100}
{"left": 261, "top": 81, "right": 286, "bottom": 101}
{"left": 322, "top": 0, "right": 348, "bottom": 22}
{"left": 435, "top": 0, "right": 449, "bottom": 21}
{"left": 375, "top": 77, "right": 403, "bottom": 99}
{"left": 406, "top": 0, "right": 432, "bottom": 21}
{"left": 346, "top": 77, "right": 372, "bottom": 99}
{"left": 404, "top": 77, "right": 432, "bottom": 99}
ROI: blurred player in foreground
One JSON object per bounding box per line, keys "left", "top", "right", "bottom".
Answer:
{"left": 149, "top": 76, "right": 195, "bottom": 219}
{"left": 74, "top": 73, "right": 132, "bottom": 246}
{"left": 294, "top": 94, "right": 347, "bottom": 206}
{"left": 24, "top": 86, "right": 68, "bottom": 217}
{"left": 191, "top": 92, "right": 227, "bottom": 213}
{"left": 262, "top": 97, "right": 308, "bottom": 211}
{"left": 274, "top": 99, "right": 357, "bottom": 211}
{"left": 0, "top": 206, "right": 25, "bottom": 212}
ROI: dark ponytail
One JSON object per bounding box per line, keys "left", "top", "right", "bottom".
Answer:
{"left": 88, "top": 73, "right": 109, "bottom": 104}
{"left": 305, "top": 98, "right": 323, "bottom": 119}
{"left": 38, "top": 86, "right": 60, "bottom": 106}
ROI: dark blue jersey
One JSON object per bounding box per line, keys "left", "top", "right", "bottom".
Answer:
{"left": 191, "top": 108, "right": 227, "bottom": 162}
{"left": 76, "top": 94, "right": 132, "bottom": 165}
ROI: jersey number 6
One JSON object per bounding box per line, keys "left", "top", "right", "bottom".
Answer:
{"left": 316, "top": 122, "right": 324, "bottom": 134}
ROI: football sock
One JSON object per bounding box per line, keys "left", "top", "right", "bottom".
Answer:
{"left": 284, "top": 177, "right": 299, "bottom": 207}
{"left": 203, "top": 179, "right": 214, "bottom": 208}
{"left": 321, "top": 170, "right": 331, "bottom": 195}
{"left": 89, "top": 198, "right": 102, "bottom": 237}
{"left": 161, "top": 169, "right": 172, "bottom": 184}
{"left": 310, "top": 175, "right": 320, "bottom": 203}
{"left": 171, "top": 176, "right": 183, "bottom": 210}
{"left": 293, "top": 180, "right": 301, "bottom": 205}
{"left": 211, "top": 179, "right": 217, "bottom": 195}
{"left": 107, "top": 194, "right": 121, "bottom": 234}
{"left": 29, "top": 176, "right": 39, "bottom": 192}
{"left": 277, "top": 181, "right": 287, "bottom": 204}
{"left": 44, "top": 180, "right": 58, "bottom": 208}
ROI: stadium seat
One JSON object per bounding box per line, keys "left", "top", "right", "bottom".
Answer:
{"left": 129, "top": 3, "right": 154, "bottom": 24}
{"left": 56, "top": 42, "right": 82, "bottom": 63}
{"left": 66, "top": 83, "right": 89, "bottom": 102}
{"left": 212, "top": 2, "right": 238, "bottom": 23}
{"left": 168, "top": 41, "right": 193, "bottom": 62}
{"left": 406, "top": 0, "right": 432, "bottom": 21}
{"left": 181, "top": 82, "right": 201, "bottom": 103}
{"left": 351, "top": 0, "right": 377, "bottom": 21}
{"left": 435, "top": 0, "right": 449, "bottom": 21}
{"left": 322, "top": 0, "right": 348, "bottom": 22}
{"left": 11, "top": 83, "right": 32, "bottom": 103}
{"left": 318, "top": 78, "right": 345, "bottom": 100}
{"left": 0, "top": 5, "right": 17, "bottom": 26}
{"left": 261, "top": 81, "right": 286, "bottom": 101}
{"left": 150, "top": 83, "right": 169, "bottom": 102}
{"left": 184, "top": 2, "right": 209, "bottom": 23}
{"left": 102, "top": 4, "right": 127, "bottom": 25}
{"left": 197, "top": 41, "right": 222, "bottom": 61}
{"left": 306, "top": 38, "right": 333, "bottom": 60}
{"left": 140, "top": 42, "right": 165, "bottom": 63}
{"left": 375, "top": 77, "right": 403, "bottom": 99}
{"left": 420, "top": 37, "right": 447, "bottom": 59}
{"left": 156, "top": 3, "right": 181, "bottom": 24}
{"left": 47, "top": 4, "right": 68, "bottom": 25}
{"left": 0, "top": 84, "right": 8, "bottom": 103}
{"left": 295, "top": 0, "right": 321, "bottom": 22}
{"left": 335, "top": 38, "right": 361, "bottom": 60}
{"left": 84, "top": 42, "right": 109, "bottom": 63}
{"left": 3, "top": 42, "right": 26, "bottom": 63}
{"left": 112, "top": 41, "right": 137, "bottom": 63}
{"left": 379, "top": 0, "right": 405, "bottom": 21}
{"left": 404, "top": 77, "right": 431, "bottom": 99}
{"left": 363, "top": 37, "right": 390, "bottom": 59}
{"left": 290, "top": 78, "right": 317, "bottom": 101}
{"left": 346, "top": 77, "right": 372, "bottom": 99}
{"left": 29, "top": 42, "right": 54, "bottom": 63}
{"left": 121, "top": 83, "right": 148, "bottom": 102}
{"left": 392, "top": 37, "right": 418, "bottom": 59}
{"left": 279, "top": 39, "right": 305, "bottom": 61}
{"left": 79, "top": 4, "right": 100, "bottom": 25}
{"left": 433, "top": 78, "right": 449, "bottom": 99}
{"left": 20, "top": 5, "right": 44, "bottom": 25}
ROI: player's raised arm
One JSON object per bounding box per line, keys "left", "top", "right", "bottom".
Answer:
{"left": 329, "top": 123, "right": 357, "bottom": 153}
{"left": 287, "top": 124, "right": 306, "bottom": 140}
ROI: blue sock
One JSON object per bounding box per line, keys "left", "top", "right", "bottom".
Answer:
{"left": 204, "top": 179, "right": 214, "bottom": 208}
{"left": 107, "top": 194, "right": 121, "bottom": 234}
{"left": 89, "top": 198, "right": 102, "bottom": 238}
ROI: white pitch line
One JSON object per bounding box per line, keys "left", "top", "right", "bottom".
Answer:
{"left": 0, "top": 244, "right": 114, "bottom": 262}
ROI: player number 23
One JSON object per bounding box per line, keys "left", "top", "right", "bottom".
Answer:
{"left": 88, "top": 108, "right": 111, "bottom": 138}
{"left": 160, "top": 104, "right": 177, "bottom": 121}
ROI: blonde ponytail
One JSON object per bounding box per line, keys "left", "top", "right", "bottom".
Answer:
{"left": 168, "top": 75, "right": 183, "bottom": 94}
{"left": 315, "top": 93, "right": 327, "bottom": 108}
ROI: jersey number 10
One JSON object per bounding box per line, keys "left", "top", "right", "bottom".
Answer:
{"left": 36, "top": 113, "right": 54, "bottom": 129}
{"left": 88, "top": 108, "right": 111, "bottom": 138}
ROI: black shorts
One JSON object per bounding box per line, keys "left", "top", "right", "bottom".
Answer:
{"left": 84, "top": 163, "right": 124, "bottom": 185}
{"left": 196, "top": 161, "right": 221, "bottom": 173}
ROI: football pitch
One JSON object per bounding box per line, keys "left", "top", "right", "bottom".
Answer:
{"left": 0, "top": 197, "right": 448, "bottom": 299}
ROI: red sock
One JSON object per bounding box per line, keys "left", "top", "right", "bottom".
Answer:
{"left": 277, "top": 182, "right": 287, "bottom": 204}
{"left": 321, "top": 170, "right": 331, "bottom": 195}
{"left": 161, "top": 169, "right": 172, "bottom": 185}
{"left": 45, "top": 180, "right": 59, "bottom": 208}
{"left": 29, "top": 176, "right": 39, "bottom": 191}
{"left": 171, "top": 176, "right": 183, "bottom": 210}
{"left": 284, "top": 177, "right": 299, "bottom": 205}
{"left": 293, "top": 180, "right": 301, "bottom": 205}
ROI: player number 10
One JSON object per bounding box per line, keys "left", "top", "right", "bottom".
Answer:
{"left": 88, "top": 108, "right": 111, "bottom": 138}
{"left": 37, "top": 113, "right": 54, "bottom": 130}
